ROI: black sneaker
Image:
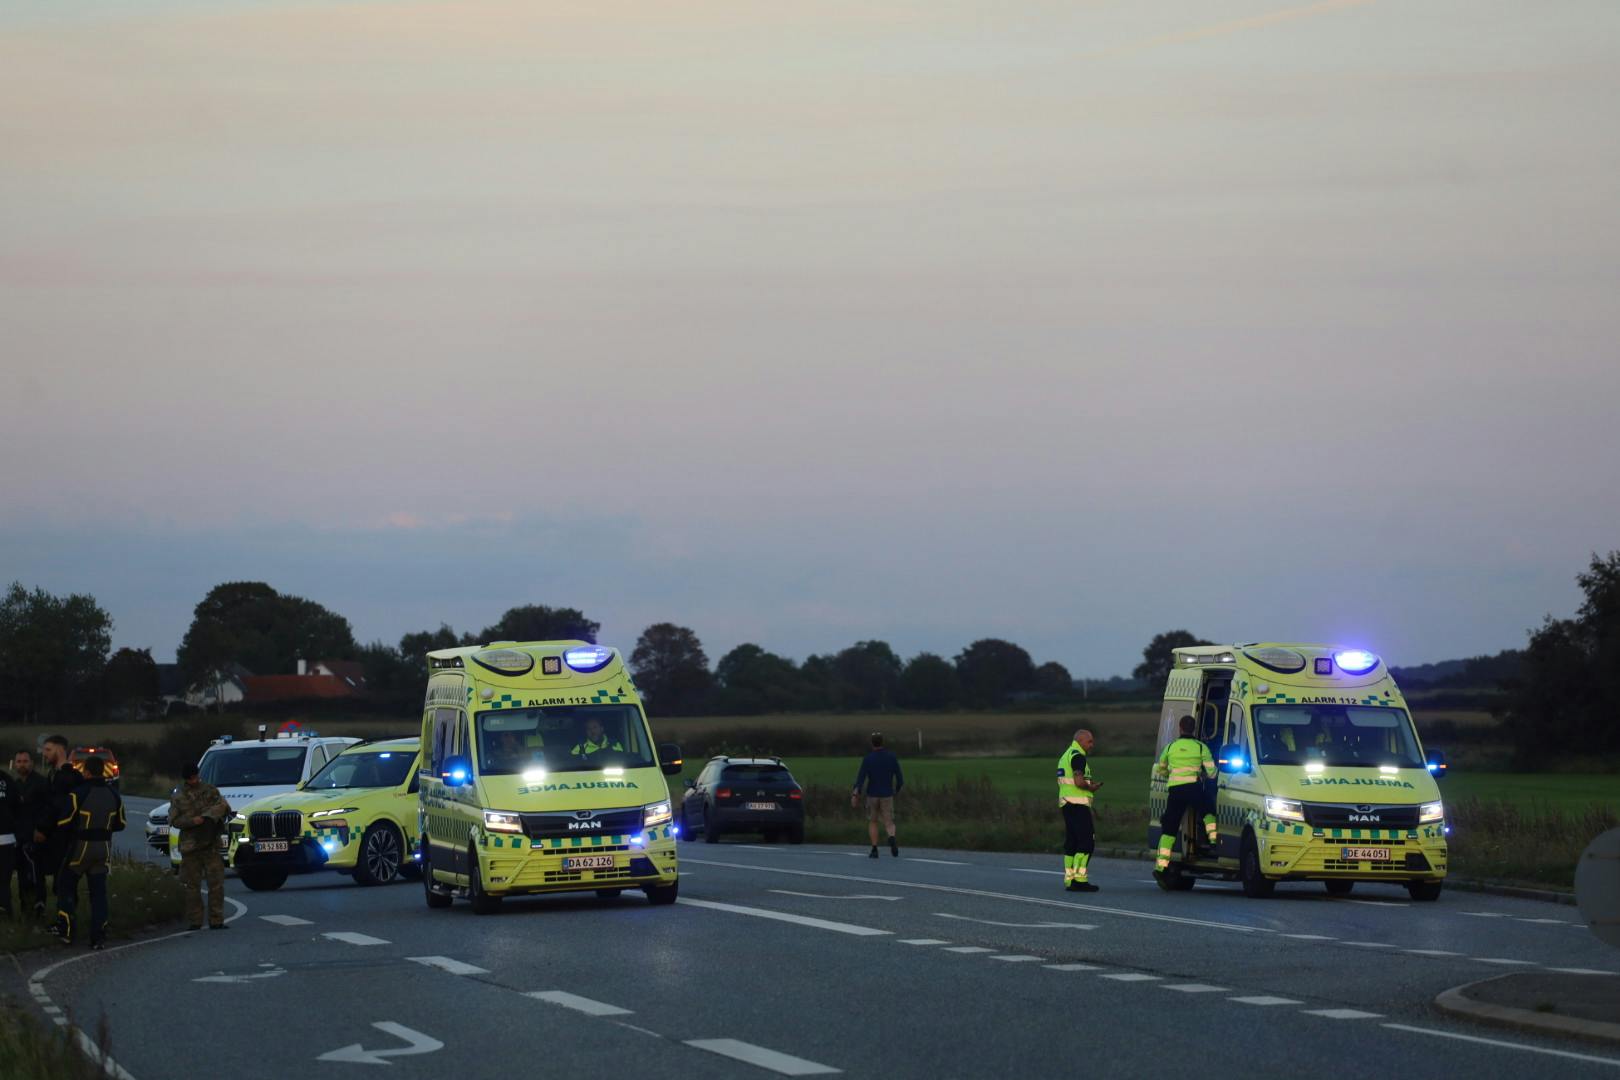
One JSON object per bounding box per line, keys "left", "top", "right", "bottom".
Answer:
{"left": 889, "top": 838, "right": 899, "bottom": 857}
{"left": 1073, "top": 882, "right": 1100, "bottom": 893}
{"left": 90, "top": 941, "right": 105, "bottom": 951}
{"left": 868, "top": 846, "right": 879, "bottom": 859}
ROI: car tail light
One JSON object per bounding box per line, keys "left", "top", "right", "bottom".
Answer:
{"left": 789, "top": 790, "right": 802, "bottom": 800}
{"left": 716, "top": 787, "right": 732, "bottom": 799}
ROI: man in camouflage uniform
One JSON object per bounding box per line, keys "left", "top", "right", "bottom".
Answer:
{"left": 171, "top": 761, "right": 230, "bottom": 930}
{"left": 52, "top": 757, "right": 126, "bottom": 948}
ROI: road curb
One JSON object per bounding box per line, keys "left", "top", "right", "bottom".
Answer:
{"left": 1435, "top": 975, "right": 1620, "bottom": 1045}
{"left": 1094, "top": 846, "right": 1577, "bottom": 905}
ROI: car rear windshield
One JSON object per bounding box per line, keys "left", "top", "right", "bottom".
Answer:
{"left": 306, "top": 749, "right": 415, "bottom": 790}
{"left": 1252, "top": 705, "right": 1424, "bottom": 769}
{"left": 722, "top": 765, "right": 793, "bottom": 782}
{"left": 475, "top": 705, "right": 655, "bottom": 775}
{"left": 198, "top": 746, "right": 307, "bottom": 787}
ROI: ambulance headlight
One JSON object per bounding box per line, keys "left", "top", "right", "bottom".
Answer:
{"left": 483, "top": 810, "right": 523, "bottom": 833}
{"left": 643, "top": 801, "right": 672, "bottom": 828}
{"left": 1333, "top": 649, "right": 1379, "bottom": 675}
{"left": 1265, "top": 798, "right": 1305, "bottom": 822}
{"left": 1419, "top": 801, "right": 1444, "bottom": 823}
{"left": 564, "top": 646, "right": 614, "bottom": 673}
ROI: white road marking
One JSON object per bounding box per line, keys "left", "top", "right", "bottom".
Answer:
{"left": 1406, "top": 949, "right": 1462, "bottom": 957}
{"left": 1281, "top": 934, "right": 1335, "bottom": 941}
{"left": 1475, "top": 958, "right": 1536, "bottom": 966}
{"left": 615, "top": 1022, "right": 663, "bottom": 1038}
{"left": 1382, "top": 1023, "right": 1620, "bottom": 1068}
{"left": 1045, "top": 963, "right": 1104, "bottom": 972}
{"left": 1161, "top": 983, "right": 1228, "bottom": 993}
{"left": 898, "top": 939, "right": 950, "bottom": 945}
{"left": 988, "top": 955, "right": 1043, "bottom": 963}
{"left": 1517, "top": 918, "right": 1569, "bottom": 925}
{"left": 316, "top": 1021, "right": 442, "bottom": 1065}
{"left": 943, "top": 946, "right": 994, "bottom": 954}
{"left": 529, "top": 991, "right": 632, "bottom": 1016}
{"left": 1305, "top": 1008, "right": 1382, "bottom": 1020}
{"left": 323, "top": 931, "right": 390, "bottom": 946}
{"left": 684, "top": 858, "right": 1264, "bottom": 934}
{"left": 685, "top": 1039, "right": 840, "bottom": 1075}
{"left": 677, "top": 898, "right": 890, "bottom": 937}
{"left": 194, "top": 966, "right": 287, "bottom": 983}
{"left": 1546, "top": 967, "right": 1617, "bottom": 975}
{"left": 1343, "top": 942, "right": 1394, "bottom": 948}
{"left": 1461, "top": 911, "right": 1508, "bottom": 918}
{"left": 769, "top": 890, "right": 902, "bottom": 901}
{"left": 408, "top": 956, "right": 489, "bottom": 976}
{"left": 1099, "top": 973, "right": 1160, "bottom": 982}
{"left": 1010, "top": 868, "right": 1063, "bottom": 876}
{"left": 259, "top": 914, "right": 313, "bottom": 927}
{"left": 934, "top": 913, "right": 1095, "bottom": 930}
{"left": 1229, "top": 996, "right": 1303, "bottom": 1006}
{"left": 907, "top": 858, "right": 967, "bottom": 866}
{"left": 1342, "top": 899, "right": 1406, "bottom": 908}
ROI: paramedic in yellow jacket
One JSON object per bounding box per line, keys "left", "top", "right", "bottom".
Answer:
{"left": 1056, "top": 729, "right": 1102, "bottom": 892}
{"left": 1154, "top": 715, "right": 1218, "bottom": 872}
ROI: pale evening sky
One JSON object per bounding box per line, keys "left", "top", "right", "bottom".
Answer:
{"left": 2, "top": 0, "right": 1617, "bottom": 675}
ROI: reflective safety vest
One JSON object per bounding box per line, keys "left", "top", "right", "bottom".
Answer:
{"left": 1057, "top": 742, "right": 1092, "bottom": 805}
{"left": 1155, "top": 737, "right": 1215, "bottom": 787}
{"left": 570, "top": 737, "right": 624, "bottom": 757}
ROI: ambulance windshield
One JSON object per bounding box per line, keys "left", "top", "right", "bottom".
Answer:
{"left": 1252, "top": 705, "right": 1424, "bottom": 769}
{"left": 475, "top": 704, "right": 654, "bottom": 775}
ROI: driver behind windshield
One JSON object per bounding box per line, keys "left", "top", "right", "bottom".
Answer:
{"left": 569, "top": 716, "right": 624, "bottom": 763}
{"left": 488, "top": 729, "right": 545, "bottom": 773}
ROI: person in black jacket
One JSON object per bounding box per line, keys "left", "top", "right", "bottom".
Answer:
{"left": 38, "top": 735, "right": 82, "bottom": 917}
{"left": 11, "top": 749, "right": 52, "bottom": 916}
{"left": 52, "top": 757, "right": 125, "bottom": 948}
{"left": 0, "top": 761, "right": 19, "bottom": 917}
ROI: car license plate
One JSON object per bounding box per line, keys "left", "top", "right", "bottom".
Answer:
{"left": 746, "top": 801, "right": 776, "bottom": 811}
{"left": 1341, "top": 847, "right": 1391, "bottom": 861}
{"left": 151, "top": 826, "right": 169, "bottom": 837}
{"left": 254, "top": 840, "right": 289, "bottom": 854}
{"left": 563, "top": 855, "right": 615, "bottom": 870}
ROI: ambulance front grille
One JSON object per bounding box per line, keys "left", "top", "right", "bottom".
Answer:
{"left": 542, "top": 867, "right": 636, "bottom": 884}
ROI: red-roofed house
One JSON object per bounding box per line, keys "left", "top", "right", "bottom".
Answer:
{"left": 239, "top": 659, "right": 369, "bottom": 704}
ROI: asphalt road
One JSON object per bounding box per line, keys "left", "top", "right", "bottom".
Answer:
{"left": 30, "top": 808, "right": 1620, "bottom": 1078}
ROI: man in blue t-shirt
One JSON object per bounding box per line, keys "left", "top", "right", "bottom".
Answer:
{"left": 851, "top": 733, "right": 904, "bottom": 858}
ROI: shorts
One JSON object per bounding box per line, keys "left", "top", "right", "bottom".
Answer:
{"left": 866, "top": 796, "right": 895, "bottom": 828}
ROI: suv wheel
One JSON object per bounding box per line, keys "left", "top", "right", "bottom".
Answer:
{"left": 354, "top": 823, "right": 404, "bottom": 886}
{"left": 239, "top": 867, "right": 288, "bottom": 892}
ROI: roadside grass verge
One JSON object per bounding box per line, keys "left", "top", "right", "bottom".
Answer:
{"left": 0, "top": 1004, "right": 109, "bottom": 1080}
{"left": 1, "top": 857, "right": 185, "bottom": 955}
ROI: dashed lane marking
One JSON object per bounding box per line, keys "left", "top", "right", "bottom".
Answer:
{"left": 907, "top": 858, "right": 967, "bottom": 866}
{"left": 323, "top": 931, "right": 390, "bottom": 946}
{"left": 1382, "top": 1023, "right": 1620, "bottom": 1068}
{"left": 1010, "top": 868, "right": 1063, "bottom": 876}
{"left": 1461, "top": 912, "right": 1508, "bottom": 918}
{"left": 527, "top": 991, "right": 633, "bottom": 1017}
{"left": 408, "top": 956, "right": 489, "bottom": 976}
{"left": 1161, "top": 984, "right": 1229, "bottom": 993}
{"left": 1547, "top": 967, "right": 1617, "bottom": 975}
{"left": 934, "top": 913, "right": 1095, "bottom": 930}
{"left": 1305, "top": 1009, "right": 1382, "bottom": 1020}
{"left": 678, "top": 898, "right": 891, "bottom": 937}
{"left": 1045, "top": 963, "right": 1104, "bottom": 971}
{"left": 1342, "top": 942, "right": 1394, "bottom": 948}
{"left": 988, "top": 955, "right": 1043, "bottom": 963}
{"left": 1406, "top": 949, "right": 1463, "bottom": 957}
{"left": 943, "top": 946, "right": 994, "bottom": 954}
{"left": 1099, "top": 973, "right": 1160, "bottom": 982}
{"left": 898, "top": 939, "right": 950, "bottom": 945}
{"left": 259, "top": 914, "right": 313, "bottom": 927}
{"left": 1281, "top": 934, "right": 1336, "bottom": 940}
{"left": 769, "top": 890, "right": 902, "bottom": 901}
{"left": 684, "top": 1038, "right": 840, "bottom": 1076}
{"left": 1229, "top": 996, "right": 1304, "bottom": 1006}
{"left": 1475, "top": 958, "right": 1536, "bottom": 966}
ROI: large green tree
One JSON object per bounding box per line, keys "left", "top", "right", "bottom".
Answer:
{"left": 477, "top": 605, "right": 599, "bottom": 645}
{"left": 1504, "top": 551, "right": 1620, "bottom": 761}
{"left": 176, "top": 582, "right": 358, "bottom": 685}
{"left": 1132, "top": 630, "right": 1214, "bottom": 688}
{"left": 103, "top": 646, "right": 160, "bottom": 720}
{"left": 630, "top": 623, "right": 712, "bottom": 716}
{"left": 715, "top": 644, "right": 803, "bottom": 714}
{"left": 0, "top": 582, "right": 113, "bottom": 722}
{"left": 830, "top": 640, "right": 903, "bottom": 711}
{"left": 954, "top": 639, "right": 1036, "bottom": 707}
{"left": 899, "top": 652, "right": 959, "bottom": 710}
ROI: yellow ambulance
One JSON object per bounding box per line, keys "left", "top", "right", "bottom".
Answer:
{"left": 417, "top": 641, "right": 683, "bottom": 914}
{"left": 1149, "top": 644, "right": 1449, "bottom": 901}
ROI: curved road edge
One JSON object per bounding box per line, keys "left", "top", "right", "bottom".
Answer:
{"left": 1436, "top": 974, "right": 1620, "bottom": 1046}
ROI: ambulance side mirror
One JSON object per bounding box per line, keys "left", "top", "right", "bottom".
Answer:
{"left": 1216, "top": 744, "right": 1248, "bottom": 774}
{"left": 1425, "top": 749, "right": 1448, "bottom": 780}
{"left": 658, "top": 743, "right": 684, "bottom": 777}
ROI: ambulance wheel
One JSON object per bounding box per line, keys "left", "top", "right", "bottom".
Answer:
{"left": 354, "top": 823, "right": 405, "bottom": 886}
{"left": 1407, "top": 880, "right": 1443, "bottom": 902}
{"left": 645, "top": 879, "right": 679, "bottom": 906}
{"left": 239, "top": 867, "right": 287, "bottom": 892}
{"left": 469, "top": 848, "right": 501, "bottom": 915}
{"left": 1240, "top": 836, "right": 1275, "bottom": 898}
{"left": 595, "top": 888, "right": 623, "bottom": 900}
{"left": 421, "top": 841, "right": 452, "bottom": 909}
{"left": 1155, "top": 865, "right": 1196, "bottom": 892}
{"left": 1324, "top": 880, "right": 1354, "bottom": 896}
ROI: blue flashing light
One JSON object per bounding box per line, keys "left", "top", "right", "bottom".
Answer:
{"left": 670, "top": 825, "right": 680, "bottom": 837}
{"left": 378, "top": 753, "right": 391, "bottom": 759}
{"left": 563, "top": 646, "right": 614, "bottom": 673}
{"left": 321, "top": 839, "right": 337, "bottom": 853}
{"left": 1333, "top": 649, "right": 1379, "bottom": 675}
{"left": 631, "top": 833, "right": 646, "bottom": 847}
{"left": 1229, "top": 756, "right": 1245, "bottom": 771}
{"left": 1427, "top": 763, "right": 1439, "bottom": 773}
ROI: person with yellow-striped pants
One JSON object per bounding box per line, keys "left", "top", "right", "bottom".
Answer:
{"left": 1154, "top": 716, "right": 1217, "bottom": 872}
{"left": 1057, "top": 729, "right": 1102, "bottom": 892}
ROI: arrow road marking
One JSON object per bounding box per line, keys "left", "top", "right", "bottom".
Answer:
{"left": 933, "top": 913, "right": 1096, "bottom": 930}
{"left": 317, "top": 1022, "right": 442, "bottom": 1066}
{"left": 769, "top": 890, "right": 902, "bottom": 901}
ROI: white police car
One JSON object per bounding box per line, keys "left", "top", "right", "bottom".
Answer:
{"left": 148, "top": 730, "right": 360, "bottom": 866}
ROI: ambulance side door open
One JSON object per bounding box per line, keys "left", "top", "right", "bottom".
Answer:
{"left": 1216, "top": 701, "right": 1258, "bottom": 861}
